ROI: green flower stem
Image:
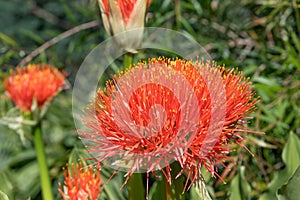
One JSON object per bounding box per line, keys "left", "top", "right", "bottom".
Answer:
{"left": 128, "top": 173, "right": 145, "bottom": 200}
{"left": 33, "top": 122, "right": 53, "bottom": 200}
{"left": 165, "top": 161, "right": 184, "bottom": 200}
{"left": 123, "top": 52, "right": 145, "bottom": 200}
{"left": 123, "top": 52, "right": 134, "bottom": 70}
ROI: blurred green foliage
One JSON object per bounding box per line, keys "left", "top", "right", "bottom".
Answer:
{"left": 0, "top": 0, "right": 300, "bottom": 199}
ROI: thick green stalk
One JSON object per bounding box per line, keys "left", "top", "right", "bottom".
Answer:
{"left": 124, "top": 52, "right": 144, "bottom": 200}
{"left": 33, "top": 122, "right": 53, "bottom": 200}
{"left": 165, "top": 161, "right": 184, "bottom": 200}
{"left": 128, "top": 173, "right": 145, "bottom": 200}
{"left": 123, "top": 52, "right": 134, "bottom": 70}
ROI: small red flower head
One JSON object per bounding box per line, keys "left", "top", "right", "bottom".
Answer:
{"left": 4, "top": 64, "right": 65, "bottom": 112}
{"left": 80, "top": 57, "right": 257, "bottom": 185}
{"left": 59, "top": 162, "right": 102, "bottom": 200}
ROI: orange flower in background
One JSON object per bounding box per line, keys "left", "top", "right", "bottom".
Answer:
{"left": 4, "top": 64, "right": 65, "bottom": 112}
{"left": 59, "top": 162, "right": 102, "bottom": 200}
{"left": 80, "top": 57, "right": 257, "bottom": 187}
{"left": 98, "top": 0, "right": 152, "bottom": 52}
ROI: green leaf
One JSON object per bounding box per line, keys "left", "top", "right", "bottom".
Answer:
{"left": 190, "top": 178, "right": 212, "bottom": 200}
{"left": 14, "top": 162, "right": 40, "bottom": 197}
{"left": 189, "top": 166, "right": 214, "bottom": 200}
{"left": 190, "top": 0, "right": 203, "bottom": 15}
{"left": 291, "top": 31, "right": 300, "bottom": 53}
{"left": 180, "top": 18, "right": 197, "bottom": 38}
{"left": 252, "top": 77, "right": 281, "bottom": 88}
{"left": 20, "top": 29, "right": 44, "bottom": 44}
{"left": 99, "top": 166, "right": 127, "bottom": 200}
{"left": 67, "top": 147, "right": 90, "bottom": 165}
{"left": 260, "top": 132, "right": 300, "bottom": 200}
{"left": 0, "top": 172, "right": 13, "bottom": 200}
{"left": 281, "top": 133, "right": 300, "bottom": 174}
{"left": 0, "top": 190, "right": 9, "bottom": 200}
{"left": 229, "top": 166, "right": 251, "bottom": 200}
{"left": 60, "top": 0, "right": 77, "bottom": 25}
{"left": 127, "top": 173, "right": 145, "bottom": 200}
{"left": 277, "top": 166, "right": 300, "bottom": 200}
{"left": 253, "top": 77, "right": 282, "bottom": 102}
{"left": 148, "top": 178, "right": 167, "bottom": 200}
{"left": 0, "top": 33, "right": 17, "bottom": 47}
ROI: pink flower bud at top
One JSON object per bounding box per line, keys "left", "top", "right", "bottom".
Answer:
{"left": 98, "top": 0, "right": 152, "bottom": 53}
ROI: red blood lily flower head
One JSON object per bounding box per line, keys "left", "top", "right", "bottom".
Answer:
{"left": 4, "top": 64, "right": 65, "bottom": 112}
{"left": 80, "top": 57, "right": 257, "bottom": 187}
{"left": 59, "top": 162, "right": 102, "bottom": 200}
{"left": 98, "top": 0, "right": 152, "bottom": 53}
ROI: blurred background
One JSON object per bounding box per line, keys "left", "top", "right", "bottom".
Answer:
{"left": 0, "top": 0, "right": 299, "bottom": 199}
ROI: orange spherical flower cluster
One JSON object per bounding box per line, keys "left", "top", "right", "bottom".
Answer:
{"left": 80, "top": 57, "right": 257, "bottom": 186}
{"left": 59, "top": 162, "right": 102, "bottom": 200}
{"left": 4, "top": 64, "right": 65, "bottom": 112}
